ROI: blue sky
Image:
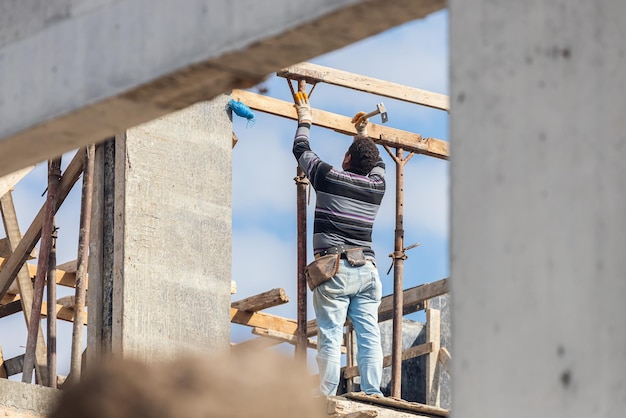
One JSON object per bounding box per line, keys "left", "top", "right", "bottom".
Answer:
{"left": 0, "top": 9, "right": 449, "bottom": 378}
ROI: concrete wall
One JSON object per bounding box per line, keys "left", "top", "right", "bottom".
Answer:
{"left": 0, "top": 379, "right": 57, "bottom": 417}
{"left": 0, "top": 0, "right": 444, "bottom": 178}
{"left": 106, "top": 96, "right": 233, "bottom": 361}
{"left": 450, "top": 1, "right": 626, "bottom": 417}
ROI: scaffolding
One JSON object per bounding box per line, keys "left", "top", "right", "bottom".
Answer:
{"left": 0, "top": 63, "right": 451, "bottom": 417}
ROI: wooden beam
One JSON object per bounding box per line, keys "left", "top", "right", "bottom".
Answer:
{"left": 41, "top": 301, "right": 87, "bottom": 325}
{"left": 438, "top": 346, "right": 451, "bottom": 374}
{"left": 0, "top": 238, "right": 37, "bottom": 260}
{"left": 0, "top": 292, "right": 18, "bottom": 305}
{"left": 231, "top": 288, "right": 289, "bottom": 312}
{"left": 0, "top": 166, "right": 34, "bottom": 200}
{"left": 0, "top": 295, "right": 86, "bottom": 325}
{"left": 426, "top": 308, "right": 441, "bottom": 407}
{"left": 251, "top": 327, "right": 346, "bottom": 353}
{"left": 56, "top": 259, "right": 77, "bottom": 273}
{"left": 231, "top": 90, "right": 449, "bottom": 160}
{"left": 343, "top": 392, "right": 449, "bottom": 417}
{"left": 1, "top": 354, "right": 25, "bottom": 377}
{"left": 307, "top": 278, "right": 450, "bottom": 337}
{"left": 0, "top": 149, "right": 84, "bottom": 300}
{"left": 0, "top": 300, "right": 22, "bottom": 318}
{"left": 378, "top": 278, "right": 449, "bottom": 322}
{"left": 0, "top": 258, "right": 81, "bottom": 290}
{"left": 230, "top": 337, "right": 282, "bottom": 352}
{"left": 277, "top": 62, "right": 450, "bottom": 111}
{"left": 343, "top": 342, "right": 433, "bottom": 379}
{"left": 1, "top": 191, "right": 49, "bottom": 386}
{"left": 328, "top": 396, "right": 412, "bottom": 418}
{"left": 230, "top": 308, "right": 298, "bottom": 335}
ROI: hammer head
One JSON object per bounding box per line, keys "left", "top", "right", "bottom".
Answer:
{"left": 377, "top": 103, "right": 388, "bottom": 123}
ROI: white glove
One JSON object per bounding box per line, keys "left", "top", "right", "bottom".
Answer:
{"left": 294, "top": 91, "right": 313, "bottom": 125}
{"left": 351, "top": 111, "right": 369, "bottom": 138}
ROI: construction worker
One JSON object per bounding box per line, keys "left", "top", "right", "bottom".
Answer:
{"left": 293, "top": 91, "right": 386, "bottom": 397}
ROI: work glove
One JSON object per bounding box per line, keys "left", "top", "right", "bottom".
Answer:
{"left": 351, "top": 111, "right": 369, "bottom": 138}
{"left": 294, "top": 91, "right": 313, "bottom": 125}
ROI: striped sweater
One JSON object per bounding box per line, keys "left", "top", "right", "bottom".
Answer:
{"left": 293, "top": 124, "right": 386, "bottom": 258}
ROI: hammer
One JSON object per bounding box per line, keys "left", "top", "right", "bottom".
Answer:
{"left": 362, "top": 102, "right": 388, "bottom": 124}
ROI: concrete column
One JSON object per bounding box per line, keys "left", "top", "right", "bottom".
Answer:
{"left": 110, "top": 96, "right": 232, "bottom": 361}
{"left": 450, "top": 1, "right": 626, "bottom": 417}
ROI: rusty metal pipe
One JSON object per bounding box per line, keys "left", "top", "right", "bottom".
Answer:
{"left": 295, "top": 79, "right": 308, "bottom": 361}
{"left": 390, "top": 147, "right": 405, "bottom": 398}
{"left": 22, "top": 157, "right": 62, "bottom": 384}
{"left": 46, "top": 222, "right": 57, "bottom": 388}
{"left": 69, "top": 144, "right": 95, "bottom": 381}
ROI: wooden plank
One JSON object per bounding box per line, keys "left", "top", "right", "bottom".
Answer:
{"left": 0, "top": 238, "right": 37, "bottom": 260}
{"left": 56, "top": 259, "right": 77, "bottom": 273}
{"left": 230, "top": 337, "right": 282, "bottom": 352}
{"left": 328, "top": 396, "right": 426, "bottom": 418}
{"left": 0, "top": 166, "right": 34, "bottom": 200}
{"left": 41, "top": 301, "right": 87, "bottom": 325}
{"left": 231, "top": 288, "right": 289, "bottom": 312}
{"left": 426, "top": 308, "right": 441, "bottom": 407}
{"left": 0, "top": 149, "right": 84, "bottom": 300}
{"left": 231, "top": 90, "right": 449, "bottom": 160}
{"left": 307, "top": 278, "right": 449, "bottom": 337}
{"left": 277, "top": 62, "right": 449, "bottom": 111}
{"left": 343, "top": 392, "right": 449, "bottom": 417}
{"left": 230, "top": 307, "right": 298, "bottom": 335}
{"left": 251, "top": 327, "right": 345, "bottom": 353}
{"left": 0, "top": 295, "right": 86, "bottom": 325}
{"left": 343, "top": 342, "right": 433, "bottom": 379}
{"left": 378, "top": 278, "right": 449, "bottom": 322}
{"left": 438, "top": 347, "right": 451, "bottom": 374}
{"left": 0, "top": 292, "right": 18, "bottom": 305}
{"left": 0, "top": 191, "right": 49, "bottom": 386}
{"left": 2, "top": 354, "right": 25, "bottom": 377}
{"left": 0, "top": 257, "right": 81, "bottom": 289}
{"left": 0, "top": 300, "right": 22, "bottom": 318}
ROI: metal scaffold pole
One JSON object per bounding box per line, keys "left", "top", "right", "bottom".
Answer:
{"left": 294, "top": 79, "right": 308, "bottom": 361}
{"left": 22, "top": 156, "right": 62, "bottom": 385}
{"left": 384, "top": 145, "right": 414, "bottom": 398}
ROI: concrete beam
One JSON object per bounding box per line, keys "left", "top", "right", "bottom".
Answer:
{"left": 0, "top": 0, "right": 445, "bottom": 178}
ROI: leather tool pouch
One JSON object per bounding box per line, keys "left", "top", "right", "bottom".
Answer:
{"left": 305, "top": 253, "right": 341, "bottom": 291}
{"left": 345, "top": 247, "right": 366, "bottom": 267}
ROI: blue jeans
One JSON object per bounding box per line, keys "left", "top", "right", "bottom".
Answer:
{"left": 313, "top": 258, "right": 383, "bottom": 396}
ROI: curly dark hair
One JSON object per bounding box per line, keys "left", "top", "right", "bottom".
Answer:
{"left": 347, "top": 137, "right": 380, "bottom": 175}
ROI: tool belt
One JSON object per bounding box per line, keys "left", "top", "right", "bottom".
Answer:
{"left": 305, "top": 246, "right": 367, "bottom": 291}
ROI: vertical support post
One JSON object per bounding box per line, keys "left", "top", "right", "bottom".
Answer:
{"left": 345, "top": 324, "right": 355, "bottom": 393}
{"left": 46, "top": 222, "right": 57, "bottom": 388}
{"left": 22, "top": 156, "right": 62, "bottom": 384}
{"left": 391, "top": 147, "right": 405, "bottom": 398}
{"left": 426, "top": 306, "right": 441, "bottom": 406}
{"left": 70, "top": 144, "right": 95, "bottom": 381}
{"left": 0, "top": 192, "right": 49, "bottom": 386}
{"left": 101, "top": 138, "right": 115, "bottom": 359}
{"left": 295, "top": 79, "right": 308, "bottom": 361}
{"left": 382, "top": 145, "right": 414, "bottom": 399}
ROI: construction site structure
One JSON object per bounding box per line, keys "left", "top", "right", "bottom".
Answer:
{"left": 2, "top": 0, "right": 626, "bottom": 417}
{"left": 1, "top": 60, "right": 452, "bottom": 416}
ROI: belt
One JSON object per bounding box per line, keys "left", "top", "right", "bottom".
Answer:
{"left": 315, "top": 245, "right": 360, "bottom": 259}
